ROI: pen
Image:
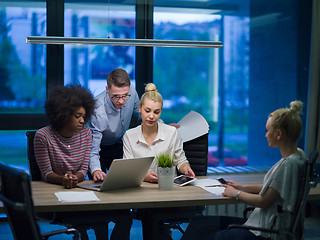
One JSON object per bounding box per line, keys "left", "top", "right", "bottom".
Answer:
{"left": 205, "top": 185, "right": 221, "bottom": 187}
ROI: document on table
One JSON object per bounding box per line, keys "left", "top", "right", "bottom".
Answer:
{"left": 55, "top": 191, "right": 100, "bottom": 203}
{"left": 191, "top": 179, "right": 225, "bottom": 195}
{"left": 177, "top": 111, "right": 209, "bottom": 142}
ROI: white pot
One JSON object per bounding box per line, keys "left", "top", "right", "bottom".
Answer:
{"left": 157, "top": 166, "right": 175, "bottom": 190}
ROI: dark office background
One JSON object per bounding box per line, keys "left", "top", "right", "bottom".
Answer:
{"left": 0, "top": 0, "right": 312, "bottom": 172}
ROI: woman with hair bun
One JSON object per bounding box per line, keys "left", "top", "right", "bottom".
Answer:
{"left": 123, "top": 83, "right": 195, "bottom": 239}
{"left": 182, "top": 100, "right": 306, "bottom": 240}
{"left": 123, "top": 83, "right": 195, "bottom": 182}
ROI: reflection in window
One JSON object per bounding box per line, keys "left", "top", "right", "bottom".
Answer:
{"left": 64, "top": 2, "right": 136, "bottom": 96}
{"left": 153, "top": 9, "right": 250, "bottom": 168}
{"left": 0, "top": 5, "right": 46, "bottom": 113}
{"left": 0, "top": 130, "right": 28, "bottom": 172}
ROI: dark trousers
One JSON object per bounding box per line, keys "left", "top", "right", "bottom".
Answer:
{"left": 182, "top": 215, "right": 269, "bottom": 240}
{"left": 53, "top": 210, "right": 132, "bottom": 240}
{"left": 85, "top": 142, "right": 129, "bottom": 239}
{"left": 100, "top": 142, "right": 124, "bottom": 172}
{"left": 88, "top": 142, "right": 123, "bottom": 180}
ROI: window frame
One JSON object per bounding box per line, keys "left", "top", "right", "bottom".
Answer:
{"left": 0, "top": 0, "right": 312, "bottom": 157}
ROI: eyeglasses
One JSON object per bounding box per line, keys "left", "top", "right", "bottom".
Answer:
{"left": 111, "top": 94, "right": 131, "bottom": 101}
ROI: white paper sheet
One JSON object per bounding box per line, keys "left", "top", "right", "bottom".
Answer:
{"left": 191, "top": 179, "right": 225, "bottom": 195}
{"left": 177, "top": 111, "right": 209, "bottom": 142}
{"left": 55, "top": 191, "right": 100, "bottom": 203}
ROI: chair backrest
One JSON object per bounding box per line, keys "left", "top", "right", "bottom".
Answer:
{"left": 183, "top": 133, "right": 208, "bottom": 176}
{"left": 289, "top": 150, "right": 319, "bottom": 239}
{"left": 0, "top": 162, "right": 42, "bottom": 240}
{"left": 26, "top": 131, "right": 43, "bottom": 181}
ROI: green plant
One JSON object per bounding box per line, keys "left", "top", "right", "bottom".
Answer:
{"left": 156, "top": 153, "right": 174, "bottom": 168}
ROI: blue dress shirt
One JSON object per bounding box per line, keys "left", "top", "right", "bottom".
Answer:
{"left": 87, "top": 85, "right": 140, "bottom": 173}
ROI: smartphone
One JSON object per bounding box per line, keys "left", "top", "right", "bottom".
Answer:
{"left": 217, "top": 177, "right": 227, "bottom": 184}
{"left": 174, "top": 175, "right": 197, "bottom": 186}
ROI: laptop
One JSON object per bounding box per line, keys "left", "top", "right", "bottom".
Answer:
{"left": 78, "top": 156, "right": 154, "bottom": 191}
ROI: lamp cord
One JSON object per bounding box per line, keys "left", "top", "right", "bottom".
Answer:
{"left": 107, "top": 0, "right": 110, "bottom": 38}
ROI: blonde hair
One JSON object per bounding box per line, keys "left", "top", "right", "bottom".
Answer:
{"left": 269, "top": 100, "right": 303, "bottom": 142}
{"left": 139, "top": 83, "right": 163, "bottom": 108}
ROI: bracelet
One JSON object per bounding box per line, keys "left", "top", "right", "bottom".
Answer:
{"left": 236, "top": 190, "right": 242, "bottom": 201}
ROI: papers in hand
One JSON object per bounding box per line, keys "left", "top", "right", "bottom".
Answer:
{"left": 177, "top": 111, "right": 209, "bottom": 142}
{"left": 55, "top": 191, "right": 100, "bottom": 203}
{"left": 191, "top": 179, "right": 225, "bottom": 195}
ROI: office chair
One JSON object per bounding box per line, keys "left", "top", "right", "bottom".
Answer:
{"left": 164, "top": 133, "right": 209, "bottom": 236}
{"left": 227, "top": 150, "right": 320, "bottom": 240}
{"left": 182, "top": 133, "right": 209, "bottom": 176}
{"left": 26, "top": 130, "right": 109, "bottom": 240}
{"left": 26, "top": 131, "right": 42, "bottom": 181}
{"left": 0, "top": 162, "right": 80, "bottom": 240}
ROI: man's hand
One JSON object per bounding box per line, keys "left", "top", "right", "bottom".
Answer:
{"left": 168, "top": 123, "right": 180, "bottom": 128}
{"left": 92, "top": 170, "right": 106, "bottom": 182}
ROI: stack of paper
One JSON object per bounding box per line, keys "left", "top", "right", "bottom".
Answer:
{"left": 55, "top": 191, "right": 100, "bottom": 203}
{"left": 177, "top": 111, "right": 209, "bottom": 142}
{"left": 191, "top": 179, "right": 225, "bottom": 195}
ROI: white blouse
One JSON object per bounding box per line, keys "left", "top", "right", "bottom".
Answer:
{"left": 123, "top": 122, "right": 189, "bottom": 173}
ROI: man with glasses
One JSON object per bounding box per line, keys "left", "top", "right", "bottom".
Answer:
{"left": 88, "top": 68, "right": 140, "bottom": 182}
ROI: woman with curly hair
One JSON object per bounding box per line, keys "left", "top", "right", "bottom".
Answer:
{"left": 34, "top": 84, "right": 95, "bottom": 188}
{"left": 34, "top": 85, "right": 132, "bottom": 240}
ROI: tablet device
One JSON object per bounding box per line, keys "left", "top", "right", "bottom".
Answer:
{"left": 174, "top": 175, "right": 196, "bottom": 186}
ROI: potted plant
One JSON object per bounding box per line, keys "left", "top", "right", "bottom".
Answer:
{"left": 157, "top": 153, "right": 175, "bottom": 190}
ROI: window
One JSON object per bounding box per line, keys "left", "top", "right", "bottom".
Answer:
{"left": 153, "top": 1, "right": 308, "bottom": 169}
{"left": 0, "top": 2, "right": 46, "bottom": 114}
{"left": 0, "top": 130, "right": 28, "bottom": 170}
{"left": 64, "top": 1, "right": 136, "bottom": 96}
{"left": 0, "top": 0, "right": 311, "bottom": 173}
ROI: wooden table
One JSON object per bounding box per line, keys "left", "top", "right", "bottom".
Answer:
{"left": 1, "top": 173, "right": 319, "bottom": 213}
{"left": 1, "top": 173, "right": 319, "bottom": 239}
{"left": 29, "top": 175, "right": 241, "bottom": 213}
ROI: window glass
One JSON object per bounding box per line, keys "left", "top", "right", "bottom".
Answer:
{"left": 154, "top": 1, "right": 303, "bottom": 169}
{"left": 0, "top": 2, "right": 46, "bottom": 113}
{"left": 64, "top": 1, "right": 136, "bottom": 96}
{"left": 0, "top": 130, "right": 28, "bottom": 172}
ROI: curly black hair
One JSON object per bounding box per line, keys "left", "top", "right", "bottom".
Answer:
{"left": 44, "top": 85, "right": 96, "bottom": 131}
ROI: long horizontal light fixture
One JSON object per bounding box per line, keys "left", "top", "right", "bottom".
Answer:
{"left": 26, "top": 36, "right": 223, "bottom": 48}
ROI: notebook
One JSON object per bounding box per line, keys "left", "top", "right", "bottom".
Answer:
{"left": 78, "top": 156, "right": 154, "bottom": 191}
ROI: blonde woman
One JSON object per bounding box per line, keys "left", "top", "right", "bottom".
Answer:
{"left": 123, "top": 83, "right": 196, "bottom": 240}
{"left": 123, "top": 83, "right": 195, "bottom": 182}
{"left": 182, "top": 100, "right": 306, "bottom": 240}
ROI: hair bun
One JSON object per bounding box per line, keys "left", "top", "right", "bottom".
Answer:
{"left": 290, "top": 100, "right": 303, "bottom": 114}
{"left": 145, "top": 83, "right": 157, "bottom": 93}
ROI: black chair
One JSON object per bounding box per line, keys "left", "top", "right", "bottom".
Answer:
{"left": 183, "top": 133, "right": 209, "bottom": 176}
{"left": 26, "top": 130, "right": 109, "bottom": 240}
{"left": 164, "top": 133, "right": 209, "bottom": 235}
{"left": 26, "top": 131, "right": 42, "bottom": 181}
{"left": 0, "top": 162, "right": 80, "bottom": 240}
{"left": 227, "top": 150, "right": 320, "bottom": 240}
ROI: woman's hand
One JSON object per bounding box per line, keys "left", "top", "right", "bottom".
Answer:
{"left": 226, "top": 180, "right": 242, "bottom": 190}
{"left": 145, "top": 172, "right": 158, "bottom": 183}
{"left": 221, "top": 184, "right": 238, "bottom": 198}
{"left": 181, "top": 163, "right": 195, "bottom": 178}
{"left": 63, "top": 171, "right": 78, "bottom": 188}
